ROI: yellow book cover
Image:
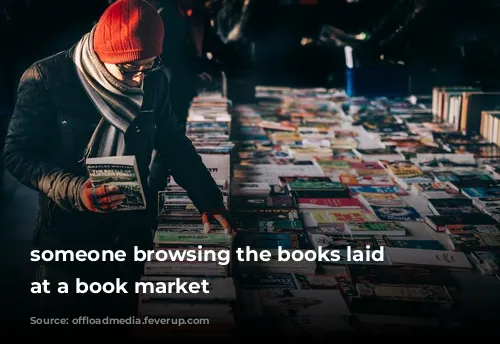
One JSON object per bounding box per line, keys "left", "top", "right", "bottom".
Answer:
{"left": 386, "top": 161, "right": 423, "bottom": 177}
{"left": 310, "top": 209, "right": 377, "bottom": 224}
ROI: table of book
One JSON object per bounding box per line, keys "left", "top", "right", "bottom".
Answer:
{"left": 134, "top": 88, "right": 500, "bottom": 338}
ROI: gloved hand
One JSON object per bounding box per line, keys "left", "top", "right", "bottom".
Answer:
{"left": 201, "top": 206, "right": 232, "bottom": 235}
{"left": 80, "top": 179, "right": 126, "bottom": 213}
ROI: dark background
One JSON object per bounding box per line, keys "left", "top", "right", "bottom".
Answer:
{"left": 2, "top": 0, "right": 500, "bottom": 333}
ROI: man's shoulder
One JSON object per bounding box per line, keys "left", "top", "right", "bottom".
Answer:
{"left": 31, "top": 46, "right": 76, "bottom": 81}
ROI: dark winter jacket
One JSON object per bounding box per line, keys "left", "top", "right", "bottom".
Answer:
{"left": 3, "top": 45, "right": 224, "bottom": 251}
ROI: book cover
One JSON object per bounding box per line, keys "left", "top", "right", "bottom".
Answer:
{"left": 386, "top": 161, "right": 423, "bottom": 177}
{"left": 462, "top": 186, "right": 500, "bottom": 198}
{"left": 235, "top": 232, "right": 310, "bottom": 250}
{"left": 296, "top": 197, "right": 364, "bottom": 209}
{"left": 231, "top": 195, "right": 296, "bottom": 209}
{"left": 359, "top": 192, "right": 407, "bottom": 207}
{"left": 303, "top": 209, "right": 377, "bottom": 226}
{"left": 257, "top": 220, "right": 304, "bottom": 232}
{"left": 347, "top": 222, "right": 407, "bottom": 236}
{"left": 339, "top": 175, "right": 395, "bottom": 186}
{"left": 371, "top": 206, "right": 423, "bottom": 222}
{"left": 348, "top": 185, "right": 408, "bottom": 196}
{"left": 86, "top": 156, "right": 146, "bottom": 211}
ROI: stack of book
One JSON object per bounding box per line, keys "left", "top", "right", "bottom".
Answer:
{"left": 135, "top": 93, "right": 237, "bottom": 337}
{"left": 135, "top": 84, "right": 500, "bottom": 337}
{"left": 431, "top": 87, "right": 500, "bottom": 136}
{"left": 227, "top": 86, "right": 500, "bottom": 334}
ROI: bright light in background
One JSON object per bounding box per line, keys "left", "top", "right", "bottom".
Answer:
{"left": 355, "top": 32, "right": 367, "bottom": 40}
{"left": 344, "top": 46, "right": 353, "bottom": 68}
{"left": 301, "top": 37, "right": 313, "bottom": 46}
{"left": 206, "top": 52, "right": 213, "bottom": 60}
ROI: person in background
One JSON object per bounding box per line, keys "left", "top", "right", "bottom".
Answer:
{"left": 148, "top": 0, "right": 225, "bottom": 204}
{"left": 153, "top": 0, "right": 223, "bottom": 127}
{"left": 3, "top": 0, "right": 230, "bottom": 320}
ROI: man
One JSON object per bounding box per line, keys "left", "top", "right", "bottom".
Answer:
{"left": 149, "top": 0, "right": 224, "bottom": 202}
{"left": 155, "top": 0, "right": 221, "bottom": 127}
{"left": 3, "top": 0, "right": 230, "bottom": 319}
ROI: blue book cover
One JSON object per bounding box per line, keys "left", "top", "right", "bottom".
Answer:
{"left": 371, "top": 206, "right": 423, "bottom": 222}
{"left": 348, "top": 185, "right": 408, "bottom": 196}
{"left": 462, "top": 187, "right": 500, "bottom": 198}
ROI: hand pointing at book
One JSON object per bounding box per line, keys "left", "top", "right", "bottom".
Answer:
{"left": 201, "top": 207, "right": 232, "bottom": 235}
{"left": 80, "top": 179, "right": 126, "bottom": 212}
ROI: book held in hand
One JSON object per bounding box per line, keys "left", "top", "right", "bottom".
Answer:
{"left": 86, "top": 155, "right": 147, "bottom": 211}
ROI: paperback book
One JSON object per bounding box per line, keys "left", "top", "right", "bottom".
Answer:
{"left": 86, "top": 155, "right": 146, "bottom": 211}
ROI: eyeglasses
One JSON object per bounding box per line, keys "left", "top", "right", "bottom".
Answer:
{"left": 116, "top": 56, "right": 163, "bottom": 77}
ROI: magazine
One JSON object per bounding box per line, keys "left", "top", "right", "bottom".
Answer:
{"left": 86, "top": 155, "right": 146, "bottom": 211}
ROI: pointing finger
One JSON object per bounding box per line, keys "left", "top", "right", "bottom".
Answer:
{"left": 203, "top": 222, "right": 211, "bottom": 234}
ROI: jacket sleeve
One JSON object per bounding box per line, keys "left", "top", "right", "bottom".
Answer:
{"left": 154, "top": 76, "right": 225, "bottom": 214}
{"left": 2, "top": 64, "right": 87, "bottom": 211}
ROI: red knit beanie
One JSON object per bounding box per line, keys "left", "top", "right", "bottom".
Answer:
{"left": 93, "top": 0, "right": 164, "bottom": 64}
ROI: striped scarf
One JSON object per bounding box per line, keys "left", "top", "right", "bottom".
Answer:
{"left": 73, "top": 26, "right": 144, "bottom": 159}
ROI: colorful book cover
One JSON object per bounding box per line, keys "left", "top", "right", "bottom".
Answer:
{"left": 339, "top": 175, "right": 394, "bottom": 186}
{"left": 348, "top": 185, "right": 408, "bottom": 196}
{"left": 296, "top": 197, "right": 364, "bottom": 209}
{"left": 288, "top": 180, "right": 346, "bottom": 190}
{"left": 235, "top": 232, "right": 310, "bottom": 249}
{"left": 386, "top": 161, "right": 423, "bottom": 177}
{"left": 359, "top": 192, "right": 407, "bottom": 207}
{"left": 257, "top": 220, "right": 304, "bottom": 231}
{"left": 371, "top": 206, "right": 423, "bottom": 222}
{"left": 462, "top": 186, "right": 500, "bottom": 198}
{"left": 306, "top": 209, "right": 378, "bottom": 225}
{"left": 348, "top": 222, "right": 407, "bottom": 235}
